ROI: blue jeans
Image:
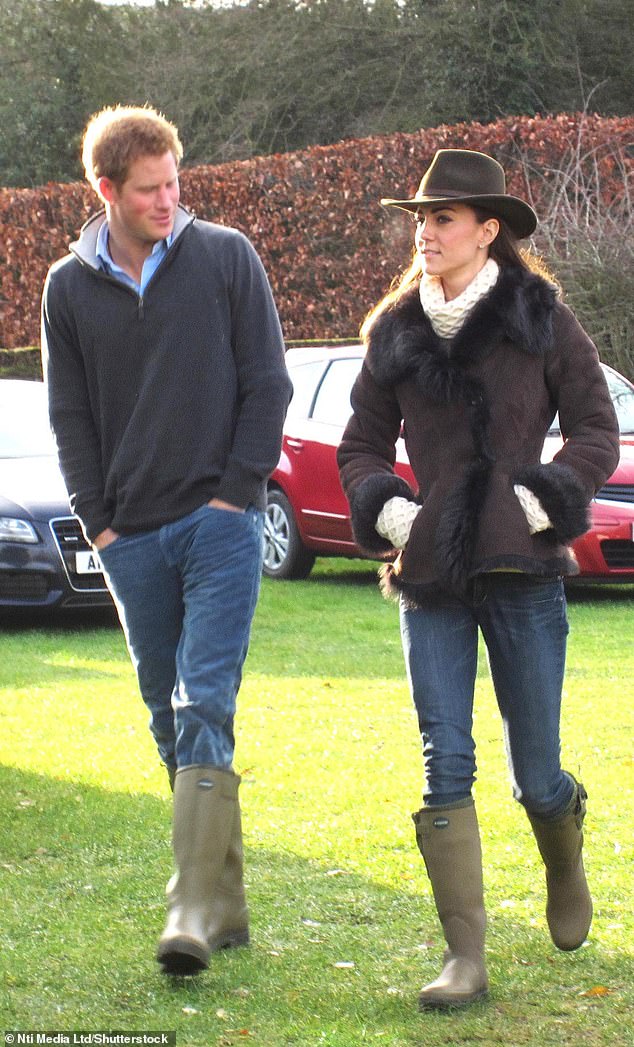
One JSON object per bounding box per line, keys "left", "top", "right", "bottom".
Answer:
{"left": 99, "top": 504, "right": 264, "bottom": 771}
{"left": 400, "top": 574, "right": 574, "bottom": 817}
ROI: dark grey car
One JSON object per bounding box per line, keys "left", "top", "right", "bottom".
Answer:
{"left": 0, "top": 380, "right": 111, "bottom": 611}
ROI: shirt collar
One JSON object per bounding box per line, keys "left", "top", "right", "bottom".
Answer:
{"left": 96, "top": 220, "right": 174, "bottom": 270}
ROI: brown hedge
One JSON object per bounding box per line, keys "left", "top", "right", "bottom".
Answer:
{"left": 1, "top": 112, "right": 632, "bottom": 349}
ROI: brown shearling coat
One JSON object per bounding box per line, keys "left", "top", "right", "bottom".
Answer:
{"left": 337, "top": 265, "right": 620, "bottom": 602}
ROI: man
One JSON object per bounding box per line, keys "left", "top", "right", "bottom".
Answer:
{"left": 41, "top": 105, "right": 292, "bottom": 976}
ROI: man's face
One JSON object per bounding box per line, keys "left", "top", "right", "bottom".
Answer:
{"left": 101, "top": 151, "right": 180, "bottom": 248}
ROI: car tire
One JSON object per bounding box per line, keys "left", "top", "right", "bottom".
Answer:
{"left": 263, "top": 489, "right": 316, "bottom": 580}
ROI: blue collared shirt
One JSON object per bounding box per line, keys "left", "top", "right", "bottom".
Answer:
{"left": 96, "top": 220, "right": 173, "bottom": 294}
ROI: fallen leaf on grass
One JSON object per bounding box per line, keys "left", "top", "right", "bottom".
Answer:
{"left": 579, "top": 985, "right": 613, "bottom": 997}
{"left": 182, "top": 1006, "right": 200, "bottom": 1015}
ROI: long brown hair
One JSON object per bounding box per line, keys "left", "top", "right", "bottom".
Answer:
{"left": 360, "top": 208, "right": 557, "bottom": 342}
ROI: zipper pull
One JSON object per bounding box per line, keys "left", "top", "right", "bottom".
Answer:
{"left": 138, "top": 295, "right": 144, "bottom": 320}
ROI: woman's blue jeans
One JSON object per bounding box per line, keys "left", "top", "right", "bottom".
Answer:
{"left": 98, "top": 504, "right": 264, "bottom": 771}
{"left": 400, "top": 574, "right": 575, "bottom": 817}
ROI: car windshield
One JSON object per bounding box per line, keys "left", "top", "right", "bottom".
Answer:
{"left": 0, "top": 382, "right": 58, "bottom": 458}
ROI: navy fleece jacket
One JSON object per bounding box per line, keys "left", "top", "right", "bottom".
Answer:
{"left": 41, "top": 206, "right": 292, "bottom": 542}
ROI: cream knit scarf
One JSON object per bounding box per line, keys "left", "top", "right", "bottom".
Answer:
{"left": 419, "top": 258, "right": 500, "bottom": 339}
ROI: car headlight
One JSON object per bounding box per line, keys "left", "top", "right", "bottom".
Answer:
{"left": 0, "top": 517, "right": 39, "bottom": 543}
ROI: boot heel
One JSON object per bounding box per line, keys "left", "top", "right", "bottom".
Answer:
{"left": 209, "top": 927, "right": 250, "bottom": 952}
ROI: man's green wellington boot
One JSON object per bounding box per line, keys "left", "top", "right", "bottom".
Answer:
{"left": 157, "top": 765, "right": 248, "bottom": 975}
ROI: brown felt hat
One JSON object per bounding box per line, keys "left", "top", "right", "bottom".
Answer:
{"left": 381, "top": 148, "right": 537, "bottom": 239}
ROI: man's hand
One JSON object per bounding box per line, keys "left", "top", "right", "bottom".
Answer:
{"left": 93, "top": 526, "right": 120, "bottom": 550}
{"left": 208, "top": 498, "right": 245, "bottom": 513}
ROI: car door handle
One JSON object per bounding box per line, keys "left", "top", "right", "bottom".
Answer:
{"left": 286, "top": 438, "right": 304, "bottom": 452}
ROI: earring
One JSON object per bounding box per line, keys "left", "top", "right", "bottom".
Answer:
{"left": 478, "top": 243, "right": 486, "bottom": 249}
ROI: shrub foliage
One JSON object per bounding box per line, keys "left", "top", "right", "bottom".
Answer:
{"left": 1, "top": 113, "right": 632, "bottom": 377}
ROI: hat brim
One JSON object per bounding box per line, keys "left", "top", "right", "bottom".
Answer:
{"left": 380, "top": 193, "right": 537, "bottom": 240}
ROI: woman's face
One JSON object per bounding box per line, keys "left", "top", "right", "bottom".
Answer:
{"left": 414, "top": 203, "right": 498, "bottom": 296}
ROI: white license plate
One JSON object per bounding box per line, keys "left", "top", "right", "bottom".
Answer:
{"left": 75, "top": 551, "right": 104, "bottom": 574}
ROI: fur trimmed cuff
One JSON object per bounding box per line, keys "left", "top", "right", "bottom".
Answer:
{"left": 514, "top": 462, "right": 590, "bottom": 543}
{"left": 349, "top": 473, "right": 415, "bottom": 554}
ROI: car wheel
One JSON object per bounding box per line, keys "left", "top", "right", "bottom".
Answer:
{"left": 263, "top": 490, "right": 316, "bottom": 579}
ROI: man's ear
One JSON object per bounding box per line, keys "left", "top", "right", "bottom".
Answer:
{"left": 97, "top": 176, "right": 117, "bottom": 205}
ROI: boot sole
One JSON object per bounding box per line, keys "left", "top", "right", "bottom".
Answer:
{"left": 418, "top": 987, "right": 488, "bottom": 1010}
{"left": 157, "top": 938, "right": 209, "bottom": 976}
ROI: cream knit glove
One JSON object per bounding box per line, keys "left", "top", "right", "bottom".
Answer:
{"left": 514, "top": 484, "right": 552, "bottom": 534}
{"left": 376, "top": 496, "right": 422, "bottom": 549}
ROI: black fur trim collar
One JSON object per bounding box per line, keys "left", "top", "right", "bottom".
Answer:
{"left": 366, "top": 265, "right": 557, "bottom": 392}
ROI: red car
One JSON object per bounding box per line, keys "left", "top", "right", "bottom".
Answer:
{"left": 263, "top": 345, "right": 634, "bottom": 582}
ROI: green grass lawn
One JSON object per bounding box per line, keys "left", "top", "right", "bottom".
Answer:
{"left": 0, "top": 562, "right": 632, "bottom": 1045}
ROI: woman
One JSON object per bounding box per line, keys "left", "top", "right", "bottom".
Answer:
{"left": 337, "top": 149, "right": 619, "bottom": 1009}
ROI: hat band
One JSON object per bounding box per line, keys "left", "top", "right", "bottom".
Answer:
{"left": 419, "top": 187, "right": 498, "bottom": 199}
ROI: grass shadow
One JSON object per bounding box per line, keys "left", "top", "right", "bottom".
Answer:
{"left": 2, "top": 764, "right": 632, "bottom": 1045}
{"left": 308, "top": 558, "right": 381, "bottom": 588}
{"left": 564, "top": 581, "right": 634, "bottom": 603}
{"left": 0, "top": 605, "right": 119, "bottom": 632}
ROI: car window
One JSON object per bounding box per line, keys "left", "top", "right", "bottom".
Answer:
{"left": 548, "top": 365, "right": 634, "bottom": 436}
{"left": 605, "top": 368, "right": 634, "bottom": 434}
{"left": 311, "top": 358, "right": 363, "bottom": 426}
{"left": 0, "top": 383, "right": 58, "bottom": 458}
{"left": 285, "top": 361, "right": 327, "bottom": 422}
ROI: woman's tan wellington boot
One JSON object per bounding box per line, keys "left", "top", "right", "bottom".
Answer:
{"left": 527, "top": 775, "right": 592, "bottom": 951}
{"left": 412, "top": 800, "right": 488, "bottom": 1009}
{"left": 157, "top": 765, "right": 248, "bottom": 975}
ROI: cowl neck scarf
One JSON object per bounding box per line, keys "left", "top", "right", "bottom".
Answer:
{"left": 419, "top": 257, "right": 500, "bottom": 339}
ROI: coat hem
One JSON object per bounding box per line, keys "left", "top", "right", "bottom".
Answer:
{"left": 380, "top": 553, "right": 577, "bottom": 608}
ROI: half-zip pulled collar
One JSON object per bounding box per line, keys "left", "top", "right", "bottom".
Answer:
{"left": 96, "top": 220, "right": 172, "bottom": 297}
{"left": 68, "top": 204, "right": 195, "bottom": 321}
{"left": 70, "top": 204, "right": 195, "bottom": 283}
